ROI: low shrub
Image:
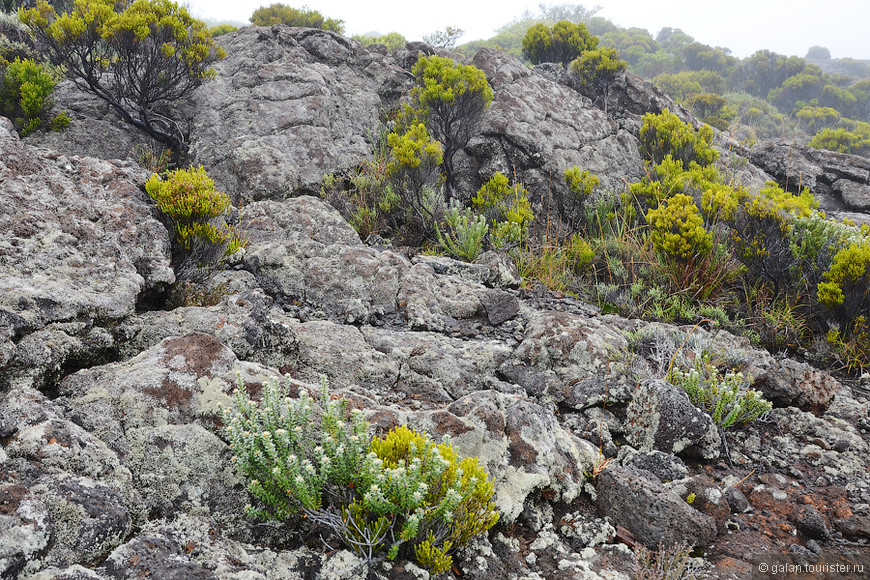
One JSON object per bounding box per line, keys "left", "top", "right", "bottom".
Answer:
{"left": 435, "top": 204, "right": 488, "bottom": 262}
{"left": 646, "top": 193, "right": 713, "bottom": 261}
{"left": 224, "top": 377, "right": 499, "bottom": 573}
{"left": 145, "top": 165, "right": 246, "bottom": 282}
{"left": 667, "top": 354, "right": 771, "bottom": 428}
{"left": 638, "top": 109, "right": 718, "bottom": 167}
{"left": 472, "top": 172, "right": 533, "bottom": 249}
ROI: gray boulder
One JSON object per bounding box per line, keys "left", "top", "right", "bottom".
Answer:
{"left": 597, "top": 465, "right": 717, "bottom": 549}
{"left": 626, "top": 379, "right": 722, "bottom": 460}
{"left": 750, "top": 140, "right": 870, "bottom": 212}
{"left": 461, "top": 49, "right": 645, "bottom": 224}
{"left": 514, "top": 310, "right": 629, "bottom": 384}
{"left": 412, "top": 390, "right": 598, "bottom": 524}
{"left": 755, "top": 357, "right": 843, "bottom": 414}
{"left": 240, "top": 195, "right": 499, "bottom": 330}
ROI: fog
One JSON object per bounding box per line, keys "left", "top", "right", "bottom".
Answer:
{"left": 184, "top": 0, "right": 870, "bottom": 61}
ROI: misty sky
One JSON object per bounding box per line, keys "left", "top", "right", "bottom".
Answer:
{"left": 183, "top": 0, "right": 870, "bottom": 61}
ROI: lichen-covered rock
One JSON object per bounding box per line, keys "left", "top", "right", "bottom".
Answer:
{"left": 0, "top": 387, "right": 133, "bottom": 486}
{"left": 597, "top": 465, "right": 717, "bottom": 549}
{"left": 411, "top": 390, "right": 598, "bottom": 523}
{"left": 361, "top": 327, "right": 515, "bottom": 402}
{"left": 240, "top": 195, "right": 497, "bottom": 330}
{"left": 755, "top": 357, "right": 843, "bottom": 414}
{"left": 28, "top": 473, "right": 131, "bottom": 569}
{"left": 617, "top": 447, "right": 689, "bottom": 483}
{"left": 626, "top": 379, "right": 722, "bottom": 460}
{"left": 0, "top": 116, "right": 173, "bottom": 391}
{"left": 116, "top": 289, "right": 299, "bottom": 370}
{"left": 44, "top": 334, "right": 279, "bottom": 540}
{"left": 0, "top": 484, "right": 53, "bottom": 579}
{"left": 514, "top": 311, "right": 628, "bottom": 384}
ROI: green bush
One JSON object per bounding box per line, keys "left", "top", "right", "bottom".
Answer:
{"left": 353, "top": 32, "right": 407, "bottom": 51}
{"left": 563, "top": 166, "right": 600, "bottom": 227}
{"left": 49, "top": 109, "right": 69, "bottom": 130}
{"left": 809, "top": 125, "right": 870, "bottom": 157}
{"left": 0, "top": 56, "right": 55, "bottom": 135}
{"left": 224, "top": 377, "right": 499, "bottom": 573}
{"left": 646, "top": 193, "right": 712, "bottom": 261}
{"left": 471, "top": 172, "right": 533, "bottom": 251}
{"left": 668, "top": 354, "right": 771, "bottom": 428}
{"left": 521, "top": 20, "right": 598, "bottom": 65}
{"left": 145, "top": 165, "right": 245, "bottom": 281}
{"left": 249, "top": 3, "right": 343, "bottom": 33}
{"left": 473, "top": 173, "right": 533, "bottom": 226}
{"left": 638, "top": 109, "right": 718, "bottom": 167}
{"left": 817, "top": 237, "right": 870, "bottom": 320}
{"left": 731, "top": 182, "right": 818, "bottom": 299}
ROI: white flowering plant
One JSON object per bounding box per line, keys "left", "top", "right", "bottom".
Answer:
{"left": 667, "top": 354, "right": 772, "bottom": 428}
{"left": 223, "top": 377, "right": 498, "bottom": 574}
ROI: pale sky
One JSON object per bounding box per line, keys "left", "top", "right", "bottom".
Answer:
{"left": 183, "top": 0, "right": 870, "bottom": 61}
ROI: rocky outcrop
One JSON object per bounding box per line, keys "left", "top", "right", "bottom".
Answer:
{"left": 597, "top": 465, "right": 718, "bottom": 549}
{"left": 0, "top": 116, "right": 174, "bottom": 392}
{"left": 750, "top": 140, "right": 870, "bottom": 212}
{"left": 187, "top": 26, "right": 413, "bottom": 203}
{"left": 462, "top": 48, "right": 645, "bottom": 223}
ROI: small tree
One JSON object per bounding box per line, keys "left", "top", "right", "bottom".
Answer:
{"left": 422, "top": 26, "right": 464, "bottom": 49}
{"left": 409, "top": 55, "right": 493, "bottom": 198}
{"left": 571, "top": 46, "right": 626, "bottom": 114}
{"left": 21, "top": 0, "right": 224, "bottom": 156}
{"left": 521, "top": 20, "right": 598, "bottom": 66}
{"left": 385, "top": 121, "right": 444, "bottom": 238}
{"left": 249, "top": 3, "right": 343, "bottom": 33}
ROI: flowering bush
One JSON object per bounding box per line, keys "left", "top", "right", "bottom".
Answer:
{"left": 667, "top": 355, "right": 771, "bottom": 428}
{"left": 224, "top": 377, "right": 498, "bottom": 573}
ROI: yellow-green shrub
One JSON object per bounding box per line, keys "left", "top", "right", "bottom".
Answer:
{"left": 473, "top": 172, "right": 533, "bottom": 249}
{"left": 0, "top": 56, "right": 57, "bottom": 135}
{"left": 145, "top": 165, "right": 245, "bottom": 281}
{"left": 817, "top": 237, "right": 870, "bottom": 313}
{"left": 647, "top": 193, "right": 712, "bottom": 260}
{"left": 638, "top": 109, "right": 718, "bottom": 167}
{"left": 732, "top": 182, "right": 819, "bottom": 298}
